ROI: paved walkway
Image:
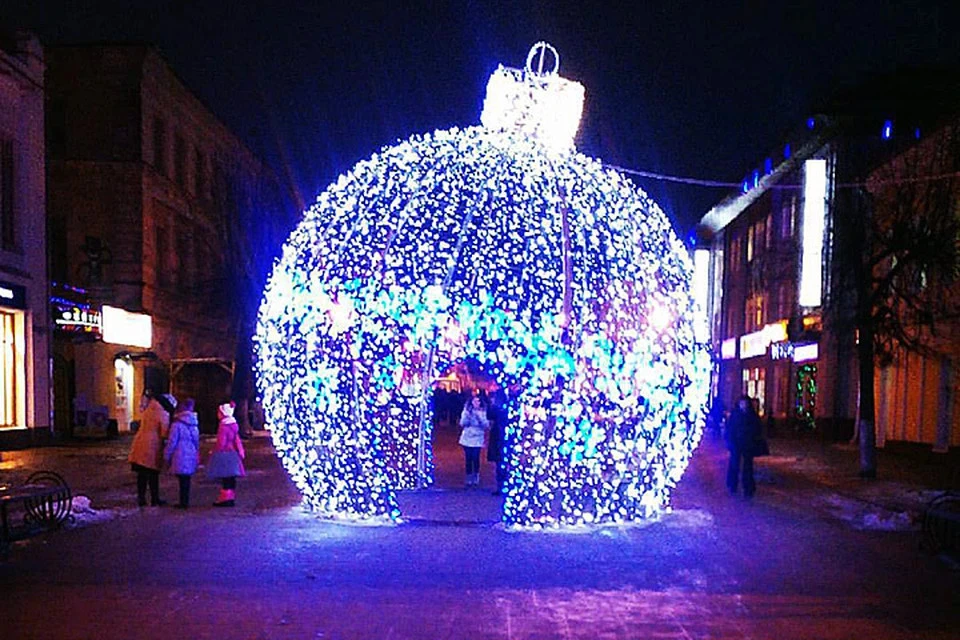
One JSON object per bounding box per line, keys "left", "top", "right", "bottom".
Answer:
{"left": 0, "top": 432, "right": 957, "bottom": 639}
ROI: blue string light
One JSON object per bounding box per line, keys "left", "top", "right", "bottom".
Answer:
{"left": 255, "top": 46, "right": 708, "bottom": 528}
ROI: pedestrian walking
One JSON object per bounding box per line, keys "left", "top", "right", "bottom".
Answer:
{"left": 458, "top": 394, "right": 489, "bottom": 488}
{"left": 707, "top": 399, "right": 725, "bottom": 440}
{"left": 207, "top": 402, "right": 246, "bottom": 507}
{"left": 486, "top": 389, "right": 509, "bottom": 495}
{"left": 725, "top": 395, "right": 763, "bottom": 498}
{"left": 163, "top": 397, "right": 200, "bottom": 509}
{"left": 128, "top": 390, "right": 172, "bottom": 507}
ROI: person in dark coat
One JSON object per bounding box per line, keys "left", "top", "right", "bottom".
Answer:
{"left": 725, "top": 395, "right": 763, "bottom": 498}
{"left": 486, "top": 389, "right": 510, "bottom": 496}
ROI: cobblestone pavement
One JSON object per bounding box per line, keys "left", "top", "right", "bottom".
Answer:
{"left": 0, "top": 431, "right": 958, "bottom": 639}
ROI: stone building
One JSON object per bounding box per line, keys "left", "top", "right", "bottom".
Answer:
{"left": 0, "top": 31, "right": 50, "bottom": 448}
{"left": 697, "top": 73, "right": 960, "bottom": 450}
{"left": 47, "top": 44, "right": 280, "bottom": 435}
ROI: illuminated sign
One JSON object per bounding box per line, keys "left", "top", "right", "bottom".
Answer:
{"left": 102, "top": 305, "right": 152, "bottom": 348}
{"left": 738, "top": 322, "right": 788, "bottom": 360}
{"left": 0, "top": 280, "right": 27, "bottom": 309}
{"left": 721, "top": 337, "right": 737, "bottom": 360}
{"left": 793, "top": 343, "right": 819, "bottom": 363}
{"left": 770, "top": 341, "right": 793, "bottom": 360}
{"left": 739, "top": 331, "right": 767, "bottom": 359}
{"left": 799, "top": 159, "right": 827, "bottom": 307}
{"left": 54, "top": 304, "right": 102, "bottom": 337}
{"left": 692, "top": 249, "right": 710, "bottom": 342}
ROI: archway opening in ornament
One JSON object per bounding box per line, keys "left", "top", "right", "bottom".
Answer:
{"left": 430, "top": 360, "right": 501, "bottom": 490}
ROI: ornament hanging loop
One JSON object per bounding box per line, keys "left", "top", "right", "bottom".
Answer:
{"left": 526, "top": 41, "right": 560, "bottom": 78}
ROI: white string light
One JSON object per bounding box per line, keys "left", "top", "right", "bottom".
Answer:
{"left": 255, "top": 44, "right": 709, "bottom": 527}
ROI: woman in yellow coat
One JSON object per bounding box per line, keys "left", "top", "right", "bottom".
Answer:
{"left": 128, "top": 391, "right": 172, "bottom": 506}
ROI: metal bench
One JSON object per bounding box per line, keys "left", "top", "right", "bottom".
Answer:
{"left": 922, "top": 492, "right": 960, "bottom": 557}
{"left": 0, "top": 471, "right": 73, "bottom": 556}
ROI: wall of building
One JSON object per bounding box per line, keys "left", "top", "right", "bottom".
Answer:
{"left": 865, "top": 121, "right": 960, "bottom": 450}
{"left": 0, "top": 32, "right": 50, "bottom": 446}
{"left": 46, "top": 44, "right": 276, "bottom": 435}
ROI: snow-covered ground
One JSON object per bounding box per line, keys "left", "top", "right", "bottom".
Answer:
{"left": 66, "top": 495, "right": 137, "bottom": 529}
{"left": 818, "top": 493, "right": 916, "bottom": 531}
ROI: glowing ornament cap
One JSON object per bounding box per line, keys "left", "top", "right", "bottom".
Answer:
{"left": 480, "top": 42, "right": 585, "bottom": 155}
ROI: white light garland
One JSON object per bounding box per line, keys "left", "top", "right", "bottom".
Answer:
{"left": 255, "top": 44, "right": 708, "bottom": 527}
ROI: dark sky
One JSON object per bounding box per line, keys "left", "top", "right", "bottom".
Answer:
{"left": 4, "top": 1, "right": 960, "bottom": 233}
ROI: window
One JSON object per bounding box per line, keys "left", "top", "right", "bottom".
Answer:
{"left": 725, "top": 302, "right": 737, "bottom": 338}
{"left": 0, "top": 310, "right": 25, "bottom": 427}
{"left": 742, "top": 367, "right": 766, "bottom": 416}
{"left": 729, "top": 234, "right": 741, "bottom": 271}
{"left": 745, "top": 294, "right": 764, "bottom": 332}
{"left": 0, "top": 138, "right": 13, "bottom": 250}
{"left": 765, "top": 214, "right": 773, "bottom": 249}
{"left": 777, "top": 284, "right": 789, "bottom": 320}
{"left": 152, "top": 117, "right": 167, "bottom": 175}
{"left": 177, "top": 226, "right": 193, "bottom": 289}
{"left": 746, "top": 225, "right": 754, "bottom": 262}
{"left": 194, "top": 149, "right": 205, "bottom": 197}
{"left": 780, "top": 196, "right": 796, "bottom": 238}
{"left": 174, "top": 133, "right": 187, "bottom": 187}
{"left": 155, "top": 224, "right": 169, "bottom": 288}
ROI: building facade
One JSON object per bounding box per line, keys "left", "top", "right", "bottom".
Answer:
{"left": 47, "top": 44, "right": 274, "bottom": 435}
{"left": 698, "top": 126, "right": 855, "bottom": 439}
{"left": 699, "top": 101, "right": 959, "bottom": 450}
{"left": 0, "top": 31, "right": 50, "bottom": 448}
{"left": 864, "top": 119, "right": 960, "bottom": 451}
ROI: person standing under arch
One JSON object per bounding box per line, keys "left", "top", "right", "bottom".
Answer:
{"left": 458, "top": 394, "right": 489, "bottom": 488}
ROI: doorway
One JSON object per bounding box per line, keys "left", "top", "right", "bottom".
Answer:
{"left": 395, "top": 358, "right": 504, "bottom": 523}
{"left": 429, "top": 360, "right": 500, "bottom": 489}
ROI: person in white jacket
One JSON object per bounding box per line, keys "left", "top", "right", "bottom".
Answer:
{"left": 164, "top": 398, "right": 200, "bottom": 509}
{"left": 458, "top": 395, "right": 489, "bottom": 487}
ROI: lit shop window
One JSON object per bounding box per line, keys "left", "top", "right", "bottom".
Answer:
{"left": 742, "top": 367, "right": 766, "bottom": 416}
{"left": 0, "top": 310, "right": 24, "bottom": 427}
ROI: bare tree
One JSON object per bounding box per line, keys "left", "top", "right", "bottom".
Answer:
{"left": 832, "top": 121, "right": 960, "bottom": 477}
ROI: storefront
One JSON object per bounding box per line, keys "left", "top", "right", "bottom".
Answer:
{"left": 0, "top": 280, "right": 28, "bottom": 430}
{"left": 719, "top": 320, "right": 822, "bottom": 432}
{"left": 51, "top": 284, "right": 155, "bottom": 436}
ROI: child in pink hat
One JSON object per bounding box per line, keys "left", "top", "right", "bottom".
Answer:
{"left": 207, "top": 401, "right": 246, "bottom": 507}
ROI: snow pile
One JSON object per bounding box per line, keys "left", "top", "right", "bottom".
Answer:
{"left": 662, "top": 508, "right": 714, "bottom": 529}
{"left": 66, "top": 495, "right": 129, "bottom": 528}
{"left": 820, "top": 494, "right": 916, "bottom": 531}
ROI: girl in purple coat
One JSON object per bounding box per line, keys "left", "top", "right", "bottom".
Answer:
{"left": 163, "top": 398, "right": 200, "bottom": 509}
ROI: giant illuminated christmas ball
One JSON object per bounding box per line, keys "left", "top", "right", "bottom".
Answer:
{"left": 256, "top": 43, "right": 708, "bottom": 527}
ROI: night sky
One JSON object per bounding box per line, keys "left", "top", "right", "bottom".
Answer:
{"left": 4, "top": 1, "right": 960, "bottom": 233}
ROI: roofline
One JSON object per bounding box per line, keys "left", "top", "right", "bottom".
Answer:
{"left": 698, "top": 130, "right": 834, "bottom": 233}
